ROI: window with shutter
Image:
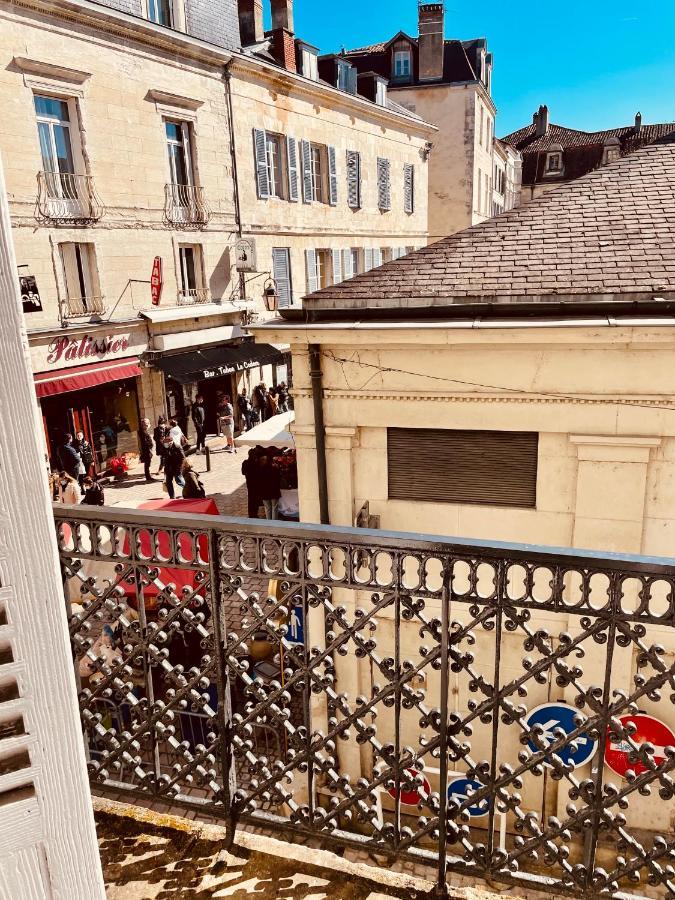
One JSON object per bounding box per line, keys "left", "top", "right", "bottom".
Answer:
{"left": 253, "top": 128, "right": 270, "bottom": 200}
{"left": 346, "top": 150, "right": 361, "bottom": 209}
{"left": 305, "top": 248, "right": 318, "bottom": 293}
{"left": 272, "top": 248, "right": 293, "bottom": 308}
{"left": 342, "top": 248, "right": 354, "bottom": 280}
{"left": 287, "top": 137, "right": 299, "bottom": 202}
{"left": 387, "top": 429, "right": 539, "bottom": 507}
{"left": 364, "top": 248, "right": 374, "bottom": 271}
{"left": 301, "top": 139, "right": 313, "bottom": 203}
{"left": 332, "top": 249, "right": 342, "bottom": 284}
{"left": 327, "top": 146, "right": 338, "bottom": 206}
{"left": 404, "top": 163, "right": 414, "bottom": 214}
{"left": 373, "top": 248, "right": 383, "bottom": 268}
{"left": 377, "top": 157, "right": 391, "bottom": 211}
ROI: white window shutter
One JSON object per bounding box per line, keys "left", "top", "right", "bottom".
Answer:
{"left": 373, "top": 248, "right": 382, "bottom": 268}
{"left": 305, "top": 248, "right": 318, "bottom": 293}
{"left": 328, "top": 146, "right": 338, "bottom": 206}
{"left": 287, "top": 137, "right": 299, "bottom": 202}
{"left": 272, "top": 248, "right": 292, "bottom": 307}
{"left": 364, "top": 248, "right": 373, "bottom": 271}
{"left": 301, "top": 140, "right": 313, "bottom": 203}
{"left": 377, "top": 157, "right": 391, "bottom": 211}
{"left": 253, "top": 128, "right": 270, "bottom": 200}
{"left": 346, "top": 150, "right": 361, "bottom": 209}
{"left": 404, "top": 163, "right": 414, "bottom": 214}
{"left": 331, "top": 248, "right": 342, "bottom": 284}
{"left": 342, "top": 248, "right": 354, "bottom": 280}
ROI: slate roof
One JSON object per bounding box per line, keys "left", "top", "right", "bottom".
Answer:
{"left": 303, "top": 139, "right": 675, "bottom": 311}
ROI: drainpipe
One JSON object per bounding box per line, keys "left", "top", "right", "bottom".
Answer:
{"left": 309, "top": 344, "right": 329, "bottom": 524}
{"left": 223, "top": 61, "right": 247, "bottom": 303}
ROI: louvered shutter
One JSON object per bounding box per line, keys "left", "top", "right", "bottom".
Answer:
{"left": 301, "top": 139, "right": 313, "bottom": 203}
{"left": 364, "top": 248, "right": 373, "bottom": 271}
{"left": 253, "top": 128, "right": 270, "bottom": 200}
{"left": 287, "top": 137, "right": 299, "bottom": 202}
{"left": 328, "top": 146, "right": 338, "bottom": 206}
{"left": 346, "top": 150, "right": 361, "bottom": 209}
{"left": 404, "top": 163, "right": 414, "bottom": 214}
{"left": 377, "top": 157, "right": 391, "bottom": 211}
{"left": 373, "top": 248, "right": 382, "bottom": 268}
{"left": 305, "top": 248, "right": 318, "bottom": 293}
{"left": 343, "top": 248, "right": 354, "bottom": 280}
{"left": 331, "top": 249, "right": 342, "bottom": 284}
{"left": 387, "top": 429, "right": 538, "bottom": 507}
{"left": 272, "top": 248, "right": 292, "bottom": 308}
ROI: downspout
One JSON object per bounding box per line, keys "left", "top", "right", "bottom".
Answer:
{"left": 223, "top": 61, "right": 247, "bottom": 302}
{"left": 309, "top": 344, "right": 329, "bottom": 525}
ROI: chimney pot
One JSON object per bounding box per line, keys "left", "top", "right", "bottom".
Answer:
{"left": 271, "top": 0, "right": 294, "bottom": 33}
{"left": 635, "top": 111, "right": 642, "bottom": 133}
{"left": 535, "top": 104, "right": 549, "bottom": 137}
{"left": 238, "top": 0, "right": 264, "bottom": 45}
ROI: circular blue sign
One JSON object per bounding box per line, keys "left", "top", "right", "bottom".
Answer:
{"left": 447, "top": 778, "right": 490, "bottom": 818}
{"left": 525, "top": 702, "right": 597, "bottom": 769}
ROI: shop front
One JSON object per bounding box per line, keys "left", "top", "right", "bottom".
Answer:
{"left": 30, "top": 323, "right": 150, "bottom": 472}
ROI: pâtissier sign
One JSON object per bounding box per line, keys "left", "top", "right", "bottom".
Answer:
{"left": 47, "top": 333, "right": 131, "bottom": 365}
{"left": 30, "top": 325, "right": 148, "bottom": 373}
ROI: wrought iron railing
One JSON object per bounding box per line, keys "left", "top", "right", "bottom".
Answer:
{"left": 63, "top": 295, "right": 107, "bottom": 318}
{"left": 36, "top": 171, "right": 104, "bottom": 224}
{"left": 177, "top": 288, "right": 211, "bottom": 306}
{"left": 54, "top": 505, "right": 675, "bottom": 899}
{"left": 164, "top": 183, "right": 210, "bottom": 227}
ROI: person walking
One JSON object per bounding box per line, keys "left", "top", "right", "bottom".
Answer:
{"left": 73, "top": 431, "right": 94, "bottom": 481}
{"left": 81, "top": 475, "right": 105, "bottom": 506}
{"left": 237, "top": 388, "right": 254, "bottom": 431}
{"left": 267, "top": 387, "right": 279, "bottom": 418}
{"left": 58, "top": 433, "right": 82, "bottom": 480}
{"left": 258, "top": 454, "right": 281, "bottom": 520}
{"left": 162, "top": 434, "right": 185, "bottom": 499}
{"left": 191, "top": 394, "right": 207, "bottom": 453}
{"left": 277, "top": 382, "right": 290, "bottom": 413}
{"left": 219, "top": 395, "right": 236, "bottom": 453}
{"left": 154, "top": 415, "right": 168, "bottom": 473}
{"left": 241, "top": 449, "right": 261, "bottom": 518}
{"left": 57, "top": 471, "right": 82, "bottom": 505}
{"left": 253, "top": 382, "right": 269, "bottom": 422}
{"left": 138, "top": 418, "right": 154, "bottom": 482}
{"left": 181, "top": 459, "right": 206, "bottom": 499}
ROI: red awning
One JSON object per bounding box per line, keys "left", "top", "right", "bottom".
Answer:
{"left": 34, "top": 357, "right": 142, "bottom": 398}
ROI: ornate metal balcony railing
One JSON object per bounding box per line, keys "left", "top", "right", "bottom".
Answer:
{"left": 54, "top": 505, "right": 675, "bottom": 899}
{"left": 164, "top": 183, "right": 210, "bottom": 227}
{"left": 62, "top": 295, "right": 107, "bottom": 319}
{"left": 36, "top": 171, "right": 104, "bottom": 224}
{"left": 177, "top": 288, "right": 211, "bottom": 306}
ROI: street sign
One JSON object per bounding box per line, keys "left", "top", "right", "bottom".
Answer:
{"left": 151, "top": 256, "right": 163, "bottom": 306}
{"left": 524, "top": 702, "right": 597, "bottom": 769}
{"left": 447, "top": 777, "right": 490, "bottom": 818}
{"left": 605, "top": 713, "right": 675, "bottom": 778}
{"left": 387, "top": 768, "right": 431, "bottom": 806}
{"left": 288, "top": 604, "right": 304, "bottom": 645}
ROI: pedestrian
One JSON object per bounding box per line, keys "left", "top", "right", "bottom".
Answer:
{"left": 58, "top": 433, "right": 82, "bottom": 479}
{"left": 241, "top": 449, "right": 261, "bottom": 518}
{"left": 100, "top": 422, "right": 117, "bottom": 459}
{"left": 219, "top": 395, "right": 236, "bottom": 453}
{"left": 267, "top": 387, "right": 279, "bottom": 418}
{"left": 253, "top": 382, "right": 269, "bottom": 422}
{"left": 168, "top": 418, "right": 187, "bottom": 448}
{"left": 237, "top": 388, "right": 254, "bottom": 431}
{"left": 277, "top": 382, "right": 290, "bottom": 413}
{"left": 181, "top": 459, "right": 206, "bottom": 499}
{"left": 162, "top": 434, "right": 185, "bottom": 500}
{"left": 81, "top": 475, "right": 105, "bottom": 506}
{"left": 154, "top": 415, "right": 168, "bottom": 473}
{"left": 57, "top": 471, "right": 82, "bottom": 505}
{"left": 73, "top": 431, "right": 94, "bottom": 481}
{"left": 191, "top": 394, "right": 207, "bottom": 453}
{"left": 138, "top": 418, "right": 154, "bottom": 482}
{"left": 258, "top": 454, "right": 281, "bottom": 520}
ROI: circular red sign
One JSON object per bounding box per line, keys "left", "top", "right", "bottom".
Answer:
{"left": 605, "top": 714, "right": 675, "bottom": 778}
{"left": 387, "top": 768, "right": 431, "bottom": 806}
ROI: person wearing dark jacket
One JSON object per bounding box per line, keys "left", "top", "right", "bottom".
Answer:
{"left": 82, "top": 476, "right": 105, "bottom": 506}
{"left": 154, "top": 416, "right": 168, "bottom": 473}
{"left": 181, "top": 459, "right": 206, "bottom": 499}
{"left": 258, "top": 454, "right": 281, "bottom": 520}
{"left": 191, "top": 395, "right": 207, "bottom": 453}
{"left": 241, "top": 449, "right": 261, "bottom": 518}
{"left": 59, "top": 434, "right": 82, "bottom": 479}
{"left": 73, "top": 431, "right": 94, "bottom": 480}
{"left": 138, "top": 418, "right": 154, "bottom": 481}
{"left": 162, "top": 435, "right": 185, "bottom": 499}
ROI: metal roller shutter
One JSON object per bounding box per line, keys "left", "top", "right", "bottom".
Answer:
{"left": 387, "top": 428, "right": 538, "bottom": 508}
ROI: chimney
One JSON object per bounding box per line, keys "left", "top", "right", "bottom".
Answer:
{"left": 271, "top": 0, "right": 294, "bottom": 32}
{"left": 238, "top": 0, "right": 264, "bottom": 45}
{"left": 635, "top": 111, "right": 642, "bottom": 133}
{"left": 418, "top": 3, "right": 444, "bottom": 82}
{"left": 535, "top": 104, "right": 549, "bottom": 137}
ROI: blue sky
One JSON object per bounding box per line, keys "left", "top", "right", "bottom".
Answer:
{"left": 281, "top": 0, "right": 675, "bottom": 136}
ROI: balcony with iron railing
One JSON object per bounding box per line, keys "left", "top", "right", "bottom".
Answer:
{"left": 36, "top": 171, "right": 104, "bottom": 224}
{"left": 62, "top": 294, "right": 107, "bottom": 319}
{"left": 54, "top": 503, "right": 675, "bottom": 900}
{"left": 177, "top": 287, "right": 212, "bottom": 306}
{"left": 164, "top": 182, "right": 210, "bottom": 227}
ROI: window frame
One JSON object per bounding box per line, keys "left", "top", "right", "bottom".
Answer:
{"left": 393, "top": 50, "right": 412, "bottom": 79}
{"left": 315, "top": 248, "right": 333, "bottom": 290}
{"left": 178, "top": 243, "right": 205, "bottom": 299}
{"left": 310, "top": 143, "right": 326, "bottom": 204}
{"left": 147, "top": 0, "right": 173, "bottom": 26}
{"left": 265, "top": 132, "right": 287, "bottom": 200}
{"left": 59, "top": 241, "right": 101, "bottom": 312}
{"left": 165, "top": 119, "right": 194, "bottom": 186}
{"left": 545, "top": 151, "right": 563, "bottom": 175}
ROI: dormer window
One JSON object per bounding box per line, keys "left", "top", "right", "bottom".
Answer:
{"left": 545, "top": 148, "right": 563, "bottom": 175}
{"left": 394, "top": 50, "right": 412, "bottom": 79}
{"left": 602, "top": 137, "right": 621, "bottom": 166}
{"left": 148, "top": 0, "right": 173, "bottom": 26}
{"left": 298, "top": 42, "right": 319, "bottom": 81}
{"left": 337, "top": 60, "right": 357, "bottom": 94}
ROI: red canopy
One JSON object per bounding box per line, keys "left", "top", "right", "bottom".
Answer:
{"left": 35, "top": 357, "right": 142, "bottom": 398}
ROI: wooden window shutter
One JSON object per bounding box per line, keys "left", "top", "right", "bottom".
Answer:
{"left": 331, "top": 249, "right": 342, "bottom": 284}
{"left": 272, "top": 248, "right": 292, "bottom": 308}
{"left": 377, "top": 157, "right": 391, "bottom": 211}
{"left": 404, "top": 163, "right": 414, "bottom": 214}
{"left": 373, "top": 248, "right": 382, "bottom": 268}
{"left": 346, "top": 150, "right": 361, "bottom": 209}
{"left": 301, "top": 139, "right": 313, "bottom": 203}
{"left": 327, "top": 146, "right": 338, "bottom": 206}
{"left": 364, "top": 248, "right": 373, "bottom": 271}
{"left": 342, "top": 248, "right": 354, "bottom": 279}
{"left": 305, "top": 248, "right": 318, "bottom": 293}
{"left": 253, "top": 128, "right": 270, "bottom": 200}
{"left": 287, "top": 137, "right": 299, "bottom": 202}
{"left": 387, "top": 429, "right": 538, "bottom": 508}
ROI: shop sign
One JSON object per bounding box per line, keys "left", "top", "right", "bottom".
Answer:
{"left": 46, "top": 333, "right": 132, "bottom": 366}
{"left": 202, "top": 359, "right": 258, "bottom": 379}
{"left": 20, "top": 274, "right": 42, "bottom": 314}
{"left": 151, "top": 257, "right": 163, "bottom": 306}
{"left": 235, "top": 238, "right": 257, "bottom": 273}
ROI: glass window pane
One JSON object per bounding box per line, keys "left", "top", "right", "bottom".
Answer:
{"left": 165, "top": 121, "right": 180, "bottom": 142}
{"left": 53, "top": 125, "right": 75, "bottom": 174}
{"left": 37, "top": 122, "right": 54, "bottom": 171}
{"left": 34, "top": 95, "right": 70, "bottom": 121}
{"left": 180, "top": 248, "right": 197, "bottom": 291}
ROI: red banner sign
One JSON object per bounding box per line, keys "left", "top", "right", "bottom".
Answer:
{"left": 151, "top": 256, "right": 163, "bottom": 306}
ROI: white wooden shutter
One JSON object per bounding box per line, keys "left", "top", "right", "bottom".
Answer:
{"left": 346, "top": 150, "right": 361, "bottom": 209}
{"left": 331, "top": 249, "right": 342, "bottom": 284}
{"left": 253, "top": 128, "right": 270, "bottom": 200}
{"left": 404, "top": 163, "right": 414, "bottom": 214}
{"left": 364, "top": 248, "right": 374, "bottom": 271}
{"left": 327, "top": 146, "right": 338, "bottom": 206}
{"left": 287, "top": 137, "right": 299, "bottom": 202}
{"left": 373, "top": 248, "right": 383, "bottom": 268}
{"left": 305, "top": 248, "right": 318, "bottom": 293}
{"left": 272, "top": 248, "right": 292, "bottom": 308}
{"left": 377, "top": 157, "right": 391, "bottom": 211}
{"left": 342, "top": 248, "right": 354, "bottom": 280}
{"left": 301, "top": 140, "right": 313, "bottom": 203}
